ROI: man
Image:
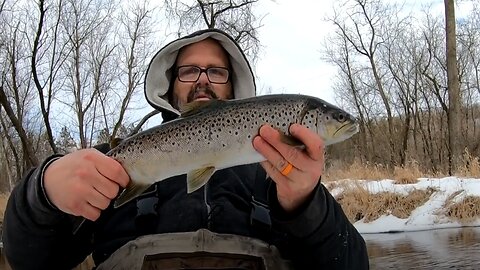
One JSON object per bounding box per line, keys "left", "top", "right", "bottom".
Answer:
{"left": 3, "top": 29, "right": 369, "bottom": 269}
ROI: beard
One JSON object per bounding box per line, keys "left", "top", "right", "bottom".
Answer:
{"left": 187, "top": 86, "right": 219, "bottom": 103}
{"left": 171, "top": 85, "right": 219, "bottom": 110}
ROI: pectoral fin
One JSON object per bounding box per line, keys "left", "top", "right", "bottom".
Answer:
{"left": 114, "top": 181, "right": 151, "bottom": 208}
{"left": 187, "top": 166, "right": 216, "bottom": 193}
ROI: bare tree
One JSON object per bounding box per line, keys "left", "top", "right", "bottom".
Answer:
{"left": 60, "top": 0, "right": 116, "bottom": 148}
{"left": 107, "top": 1, "right": 158, "bottom": 143}
{"left": 31, "top": 0, "right": 71, "bottom": 154}
{"left": 0, "top": 9, "right": 39, "bottom": 168}
{"left": 444, "top": 0, "right": 462, "bottom": 174}
{"left": 323, "top": 0, "right": 479, "bottom": 174}
{"left": 323, "top": 31, "right": 371, "bottom": 161}
{"left": 457, "top": 2, "right": 480, "bottom": 155}
{"left": 163, "top": 0, "right": 263, "bottom": 66}
{"left": 0, "top": 107, "right": 21, "bottom": 190}
{"left": 328, "top": 0, "right": 399, "bottom": 168}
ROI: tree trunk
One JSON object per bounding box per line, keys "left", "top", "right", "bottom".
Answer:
{"left": 0, "top": 87, "right": 39, "bottom": 167}
{"left": 445, "top": 0, "right": 462, "bottom": 174}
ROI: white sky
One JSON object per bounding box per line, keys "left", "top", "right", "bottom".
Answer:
{"left": 254, "top": 0, "right": 473, "bottom": 105}
{"left": 255, "top": 0, "right": 339, "bottom": 103}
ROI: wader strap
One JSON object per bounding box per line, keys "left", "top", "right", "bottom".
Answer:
{"left": 250, "top": 165, "right": 272, "bottom": 238}
{"left": 135, "top": 185, "right": 159, "bottom": 234}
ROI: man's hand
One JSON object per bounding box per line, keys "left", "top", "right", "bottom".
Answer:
{"left": 253, "top": 124, "right": 324, "bottom": 213}
{"left": 43, "top": 149, "right": 130, "bottom": 221}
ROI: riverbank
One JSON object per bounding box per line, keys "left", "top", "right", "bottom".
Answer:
{"left": 325, "top": 177, "right": 480, "bottom": 233}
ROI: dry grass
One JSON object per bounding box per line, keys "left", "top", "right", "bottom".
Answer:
{"left": 334, "top": 181, "right": 436, "bottom": 223}
{"left": 392, "top": 161, "right": 423, "bottom": 184}
{"left": 325, "top": 152, "right": 480, "bottom": 182}
{"left": 443, "top": 193, "right": 480, "bottom": 224}
{"left": 0, "top": 193, "right": 9, "bottom": 222}
{"left": 457, "top": 150, "right": 480, "bottom": 178}
{"left": 324, "top": 159, "right": 390, "bottom": 182}
{"left": 324, "top": 158, "right": 426, "bottom": 183}
{"left": 325, "top": 154, "right": 480, "bottom": 224}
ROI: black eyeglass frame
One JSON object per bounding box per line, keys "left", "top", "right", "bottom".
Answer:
{"left": 175, "top": 65, "right": 231, "bottom": 84}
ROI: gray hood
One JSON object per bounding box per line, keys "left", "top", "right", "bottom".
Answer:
{"left": 144, "top": 29, "right": 256, "bottom": 118}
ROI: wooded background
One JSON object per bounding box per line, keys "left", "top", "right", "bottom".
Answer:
{"left": 0, "top": 0, "right": 477, "bottom": 192}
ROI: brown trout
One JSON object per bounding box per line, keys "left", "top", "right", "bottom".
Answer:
{"left": 111, "top": 94, "right": 359, "bottom": 208}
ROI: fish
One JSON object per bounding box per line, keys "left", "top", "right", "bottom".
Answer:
{"left": 110, "top": 94, "right": 359, "bottom": 208}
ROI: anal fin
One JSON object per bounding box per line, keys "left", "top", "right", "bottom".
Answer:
{"left": 114, "top": 182, "right": 151, "bottom": 208}
{"left": 187, "top": 166, "right": 216, "bottom": 193}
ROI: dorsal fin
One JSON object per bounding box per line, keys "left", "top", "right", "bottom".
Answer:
{"left": 180, "top": 99, "right": 221, "bottom": 117}
{"left": 110, "top": 137, "right": 124, "bottom": 149}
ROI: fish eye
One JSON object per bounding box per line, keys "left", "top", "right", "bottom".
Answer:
{"left": 337, "top": 113, "right": 345, "bottom": 122}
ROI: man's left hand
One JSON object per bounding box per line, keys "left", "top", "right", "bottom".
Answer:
{"left": 253, "top": 124, "right": 325, "bottom": 213}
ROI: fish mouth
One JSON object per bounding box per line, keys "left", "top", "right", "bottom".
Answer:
{"left": 333, "top": 122, "right": 359, "bottom": 137}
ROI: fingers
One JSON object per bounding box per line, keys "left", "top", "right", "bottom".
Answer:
{"left": 43, "top": 148, "right": 130, "bottom": 221}
{"left": 77, "top": 202, "right": 102, "bottom": 221}
{"left": 289, "top": 124, "right": 324, "bottom": 161}
{"left": 254, "top": 124, "right": 324, "bottom": 173}
{"left": 82, "top": 206, "right": 101, "bottom": 221}
{"left": 61, "top": 182, "right": 106, "bottom": 221}
{"left": 85, "top": 151, "right": 130, "bottom": 188}
{"left": 90, "top": 177, "right": 120, "bottom": 200}
{"left": 87, "top": 187, "right": 112, "bottom": 210}
{"left": 253, "top": 136, "right": 300, "bottom": 180}
{"left": 253, "top": 124, "right": 325, "bottom": 212}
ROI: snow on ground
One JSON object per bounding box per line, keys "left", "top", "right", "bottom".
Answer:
{"left": 328, "top": 177, "right": 480, "bottom": 234}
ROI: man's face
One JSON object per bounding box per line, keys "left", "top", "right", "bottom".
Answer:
{"left": 172, "top": 38, "right": 233, "bottom": 110}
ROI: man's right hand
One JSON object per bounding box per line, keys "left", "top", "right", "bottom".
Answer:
{"left": 43, "top": 148, "right": 130, "bottom": 221}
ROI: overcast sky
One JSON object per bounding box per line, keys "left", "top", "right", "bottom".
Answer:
{"left": 254, "top": 0, "right": 473, "bottom": 105}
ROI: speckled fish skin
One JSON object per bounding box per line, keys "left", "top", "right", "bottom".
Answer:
{"left": 110, "top": 94, "right": 359, "bottom": 208}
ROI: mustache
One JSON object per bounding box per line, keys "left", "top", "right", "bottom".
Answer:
{"left": 187, "top": 86, "right": 218, "bottom": 103}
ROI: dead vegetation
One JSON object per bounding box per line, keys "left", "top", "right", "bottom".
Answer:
{"left": 334, "top": 182, "right": 436, "bottom": 223}
{"left": 0, "top": 193, "right": 8, "bottom": 222}
{"left": 457, "top": 150, "right": 480, "bottom": 178}
{"left": 443, "top": 193, "right": 480, "bottom": 224}
{"left": 323, "top": 158, "right": 425, "bottom": 184}
{"left": 323, "top": 153, "right": 480, "bottom": 224}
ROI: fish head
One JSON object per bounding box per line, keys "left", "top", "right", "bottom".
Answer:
{"left": 302, "top": 98, "right": 359, "bottom": 146}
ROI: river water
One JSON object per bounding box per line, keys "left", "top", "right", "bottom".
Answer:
{"left": 363, "top": 227, "right": 480, "bottom": 269}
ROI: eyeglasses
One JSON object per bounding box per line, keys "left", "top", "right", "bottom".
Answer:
{"left": 176, "top": 65, "right": 230, "bottom": 84}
